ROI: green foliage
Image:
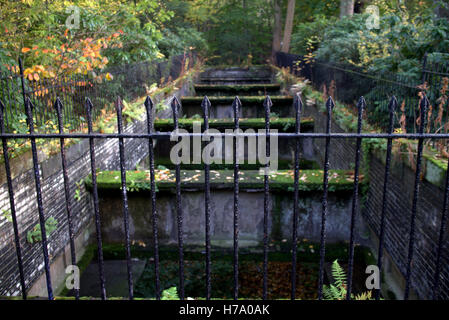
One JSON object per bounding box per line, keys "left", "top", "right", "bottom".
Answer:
{"left": 204, "top": 0, "right": 272, "bottom": 65}
{"left": 314, "top": 6, "right": 449, "bottom": 79}
{"left": 290, "top": 15, "right": 336, "bottom": 56}
{"left": 158, "top": 27, "right": 208, "bottom": 57}
{"left": 74, "top": 179, "right": 84, "bottom": 202}
{"left": 1, "top": 209, "right": 12, "bottom": 223}
{"left": 323, "top": 260, "right": 375, "bottom": 300}
{"left": 26, "top": 217, "right": 58, "bottom": 244}
{"left": 161, "top": 287, "right": 179, "bottom": 300}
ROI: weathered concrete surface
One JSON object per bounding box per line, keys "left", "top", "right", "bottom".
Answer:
{"left": 98, "top": 189, "right": 367, "bottom": 247}
{"left": 27, "top": 222, "right": 94, "bottom": 297}
{"left": 199, "top": 66, "right": 273, "bottom": 85}
{"left": 181, "top": 101, "right": 295, "bottom": 118}
{"left": 75, "top": 260, "right": 146, "bottom": 298}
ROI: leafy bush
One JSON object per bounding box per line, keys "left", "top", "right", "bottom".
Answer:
{"left": 290, "top": 15, "right": 336, "bottom": 56}
{"left": 314, "top": 9, "right": 449, "bottom": 79}
{"left": 158, "top": 27, "right": 208, "bottom": 57}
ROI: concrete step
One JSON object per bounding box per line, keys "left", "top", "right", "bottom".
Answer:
{"left": 194, "top": 84, "right": 281, "bottom": 96}
{"left": 199, "top": 66, "right": 273, "bottom": 85}
{"left": 180, "top": 96, "right": 294, "bottom": 118}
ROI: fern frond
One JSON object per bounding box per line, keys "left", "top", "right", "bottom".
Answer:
{"left": 332, "top": 259, "right": 347, "bottom": 289}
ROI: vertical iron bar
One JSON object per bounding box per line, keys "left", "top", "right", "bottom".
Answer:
{"left": 19, "top": 56, "right": 54, "bottom": 299}
{"left": 263, "top": 96, "right": 272, "bottom": 300}
{"left": 144, "top": 96, "right": 160, "bottom": 300}
{"left": 24, "top": 96, "right": 54, "bottom": 299}
{"left": 116, "top": 97, "right": 134, "bottom": 300}
{"left": 233, "top": 97, "right": 242, "bottom": 300}
{"left": 291, "top": 93, "right": 302, "bottom": 300}
{"left": 171, "top": 96, "right": 185, "bottom": 300}
{"left": 202, "top": 96, "right": 212, "bottom": 300}
{"left": 54, "top": 98, "right": 79, "bottom": 300}
{"left": 404, "top": 95, "right": 429, "bottom": 300}
{"left": 85, "top": 98, "right": 107, "bottom": 300}
{"left": 433, "top": 155, "right": 449, "bottom": 300}
{"left": 346, "top": 96, "right": 365, "bottom": 300}
{"left": 318, "top": 96, "right": 334, "bottom": 300}
{"left": 375, "top": 96, "right": 397, "bottom": 300}
{"left": 0, "top": 100, "right": 26, "bottom": 299}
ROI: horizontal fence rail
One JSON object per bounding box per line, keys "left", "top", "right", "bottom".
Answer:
{"left": 0, "top": 72, "right": 448, "bottom": 300}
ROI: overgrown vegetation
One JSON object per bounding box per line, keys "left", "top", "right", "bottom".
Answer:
{"left": 323, "top": 259, "right": 376, "bottom": 300}
{"left": 26, "top": 217, "right": 58, "bottom": 244}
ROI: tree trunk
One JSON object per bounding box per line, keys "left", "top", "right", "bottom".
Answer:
{"left": 340, "top": 0, "right": 355, "bottom": 18}
{"left": 280, "top": 0, "right": 295, "bottom": 53}
{"left": 271, "top": 0, "right": 282, "bottom": 60}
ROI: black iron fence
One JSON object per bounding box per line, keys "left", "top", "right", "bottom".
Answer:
{"left": 0, "top": 52, "right": 196, "bottom": 133}
{"left": 0, "top": 75, "right": 448, "bottom": 300}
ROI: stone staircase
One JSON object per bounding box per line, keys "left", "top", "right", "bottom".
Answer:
{"left": 96, "top": 66, "right": 361, "bottom": 248}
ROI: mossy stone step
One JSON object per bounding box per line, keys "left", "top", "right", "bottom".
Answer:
{"left": 153, "top": 117, "right": 313, "bottom": 132}
{"left": 181, "top": 95, "right": 293, "bottom": 107}
{"left": 151, "top": 157, "right": 320, "bottom": 170}
{"left": 194, "top": 84, "right": 280, "bottom": 96}
{"left": 87, "top": 169, "right": 363, "bottom": 192}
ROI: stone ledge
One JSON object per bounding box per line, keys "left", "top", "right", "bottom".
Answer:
{"left": 180, "top": 96, "right": 293, "bottom": 106}
{"left": 86, "top": 169, "right": 363, "bottom": 193}
{"left": 153, "top": 117, "right": 314, "bottom": 132}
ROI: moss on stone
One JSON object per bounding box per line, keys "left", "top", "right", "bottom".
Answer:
{"left": 180, "top": 95, "right": 293, "bottom": 107}
{"left": 194, "top": 84, "right": 280, "bottom": 92}
{"left": 153, "top": 117, "right": 313, "bottom": 132}
{"left": 85, "top": 169, "right": 364, "bottom": 193}
{"left": 153, "top": 157, "right": 319, "bottom": 170}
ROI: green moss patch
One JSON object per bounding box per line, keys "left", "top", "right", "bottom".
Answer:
{"left": 86, "top": 169, "right": 363, "bottom": 193}
{"left": 180, "top": 95, "right": 293, "bottom": 107}
{"left": 194, "top": 84, "right": 280, "bottom": 96}
{"left": 154, "top": 117, "right": 313, "bottom": 132}
{"left": 194, "top": 84, "right": 280, "bottom": 91}
{"left": 153, "top": 157, "right": 320, "bottom": 170}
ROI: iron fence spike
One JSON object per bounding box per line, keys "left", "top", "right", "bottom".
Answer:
{"left": 144, "top": 96, "right": 154, "bottom": 112}
{"left": 326, "top": 96, "right": 335, "bottom": 110}
{"left": 201, "top": 96, "right": 211, "bottom": 115}
{"left": 263, "top": 95, "right": 273, "bottom": 108}
{"left": 388, "top": 96, "right": 398, "bottom": 113}
{"left": 115, "top": 96, "right": 122, "bottom": 112}
{"left": 294, "top": 93, "right": 303, "bottom": 113}
{"left": 85, "top": 97, "right": 93, "bottom": 113}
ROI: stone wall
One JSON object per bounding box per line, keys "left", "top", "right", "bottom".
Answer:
{"left": 303, "top": 101, "right": 449, "bottom": 300}
{"left": 97, "top": 189, "right": 367, "bottom": 248}
{"left": 0, "top": 117, "right": 148, "bottom": 296}
{"left": 0, "top": 80, "right": 195, "bottom": 296}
